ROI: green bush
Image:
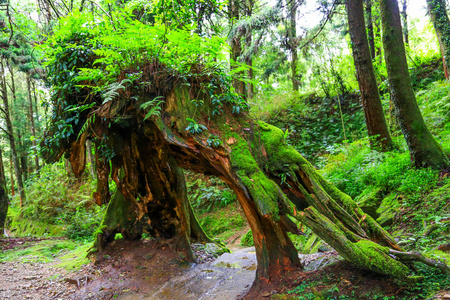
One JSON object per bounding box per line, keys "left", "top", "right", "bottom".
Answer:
{"left": 240, "top": 229, "right": 254, "bottom": 247}
{"left": 187, "top": 173, "right": 236, "bottom": 213}
{"left": 322, "top": 141, "right": 439, "bottom": 200}
{"left": 8, "top": 161, "right": 104, "bottom": 241}
{"left": 62, "top": 206, "right": 105, "bottom": 242}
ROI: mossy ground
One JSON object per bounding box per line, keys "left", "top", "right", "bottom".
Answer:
{"left": 7, "top": 206, "right": 65, "bottom": 237}
{"left": 0, "top": 238, "right": 85, "bottom": 266}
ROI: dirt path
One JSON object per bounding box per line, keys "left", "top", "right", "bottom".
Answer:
{"left": 0, "top": 237, "right": 343, "bottom": 300}
{"left": 0, "top": 260, "right": 77, "bottom": 299}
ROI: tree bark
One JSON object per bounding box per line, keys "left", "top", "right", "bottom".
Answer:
{"left": 0, "top": 147, "right": 8, "bottom": 236}
{"left": 245, "top": 0, "right": 254, "bottom": 99}
{"left": 380, "top": 0, "right": 448, "bottom": 169}
{"left": 288, "top": 0, "right": 300, "bottom": 91}
{"left": 229, "top": 0, "right": 246, "bottom": 97}
{"left": 93, "top": 131, "right": 212, "bottom": 260}
{"left": 92, "top": 141, "right": 110, "bottom": 206}
{"left": 0, "top": 59, "right": 26, "bottom": 206}
{"left": 86, "top": 139, "right": 96, "bottom": 179}
{"left": 9, "top": 154, "right": 14, "bottom": 197}
{"left": 427, "top": 0, "right": 450, "bottom": 80}
{"left": 26, "top": 75, "right": 40, "bottom": 172}
{"left": 347, "top": 0, "right": 394, "bottom": 151}
{"left": 365, "top": 0, "right": 376, "bottom": 59}
{"left": 400, "top": 0, "right": 409, "bottom": 45}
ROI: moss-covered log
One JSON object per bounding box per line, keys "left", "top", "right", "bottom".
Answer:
{"left": 43, "top": 66, "right": 448, "bottom": 287}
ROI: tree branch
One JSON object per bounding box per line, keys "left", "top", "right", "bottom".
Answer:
{"left": 390, "top": 249, "right": 450, "bottom": 274}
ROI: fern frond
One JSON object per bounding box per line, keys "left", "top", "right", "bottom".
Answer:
{"left": 102, "top": 79, "right": 132, "bottom": 104}
{"left": 140, "top": 96, "right": 165, "bottom": 120}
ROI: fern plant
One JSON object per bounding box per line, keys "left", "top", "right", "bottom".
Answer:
{"left": 140, "top": 96, "right": 165, "bottom": 120}
{"left": 102, "top": 79, "right": 132, "bottom": 104}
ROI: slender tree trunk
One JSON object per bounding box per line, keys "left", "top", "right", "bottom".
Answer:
{"left": 365, "top": 0, "right": 376, "bottom": 59}
{"left": 400, "top": 0, "right": 409, "bottom": 45}
{"left": 380, "top": 0, "right": 448, "bottom": 169}
{"left": 0, "top": 65, "right": 26, "bottom": 207}
{"left": 0, "top": 60, "right": 26, "bottom": 206}
{"left": 229, "top": 0, "right": 246, "bottom": 97}
{"left": 245, "top": 0, "right": 254, "bottom": 99}
{"left": 86, "top": 140, "right": 96, "bottom": 178}
{"left": 0, "top": 148, "right": 7, "bottom": 194}
{"left": 288, "top": 0, "right": 300, "bottom": 91}
{"left": 9, "top": 63, "right": 28, "bottom": 182}
{"left": 26, "top": 75, "right": 40, "bottom": 172}
{"left": 374, "top": 11, "right": 383, "bottom": 63}
{"left": 348, "top": 0, "right": 394, "bottom": 151}
{"left": 0, "top": 147, "right": 7, "bottom": 236}
{"left": 426, "top": 0, "right": 450, "bottom": 80}
{"left": 9, "top": 154, "right": 14, "bottom": 197}
{"left": 31, "top": 81, "right": 42, "bottom": 137}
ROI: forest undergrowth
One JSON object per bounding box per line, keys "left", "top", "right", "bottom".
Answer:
{"left": 2, "top": 45, "right": 450, "bottom": 300}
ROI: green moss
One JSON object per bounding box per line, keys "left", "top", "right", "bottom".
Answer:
{"left": 100, "top": 188, "right": 137, "bottom": 233}
{"left": 228, "top": 129, "right": 286, "bottom": 219}
{"left": 7, "top": 206, "right": 64, "bottom": 237}
{"left": 424, "top": 250, "right": 450, "bottom": 266}
{"left": 355, "top": 187, "right": 384, "bottom": 218}
{"left": 55, "top": 242, "right": 92, "bottom": 271}
{"left": 375, "top": 193, "right": 400, "bottom": 227}
{"left": 355, "top": 239, "right": 410, "bottom": 279}
{"left": 0, "top": 239, "right": 82, "bottom": 264}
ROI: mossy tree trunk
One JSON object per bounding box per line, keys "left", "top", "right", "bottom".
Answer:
{"left": 380, "top": 0, "right": 448, "bottom": 169}
{"left": 347, "top": 0, "right": 394, "bottom": 151}
{"left": 427, "top": 0, "right": 450, "bottom": 80}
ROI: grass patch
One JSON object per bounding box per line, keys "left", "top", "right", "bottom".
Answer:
{"left": 197, "top": 205, "right": 247, "bottom": 243}
{"left": 55, "top": 242, "right": 92, "bottom": 271}
{"left": 0, "top": 239, "right": 81, "bottom": 264}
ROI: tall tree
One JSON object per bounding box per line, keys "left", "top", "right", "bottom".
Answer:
{"left": 426, "top": 0, "right": 450, "bottom": 80}
{"left": 400, "top": 0, "right": 408, "bottom": 45}
{"left": 26, "top": 75, "right": 40, "bottom": 172}
{"left": 229, "top": 0, "right": 246, "bottom": 97}
{"left": 0, "top": 59, "right": 26, "bottom": 206}
{"left": 0, "top": 146, "right": 7, "bottom": 236}
{"left": 287, "top": 0, "right": 300, "bottom": 91}
{"left": 347, "top": 0, "right": 393, "bottom": 151}
{"left": 380, "top": 0, "right": 448, "bottom": 169}
{"left": 365, "top": 0, "right": 376, "bottom": 59}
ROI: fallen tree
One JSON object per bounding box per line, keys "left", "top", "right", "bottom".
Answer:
{"left": 41, "top": 14, "right": 449, "bottom": 288}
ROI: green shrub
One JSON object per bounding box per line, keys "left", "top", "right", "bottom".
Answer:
{"left": 8, "top": 160, "right": 104, "bottom": 241}
{"left": 61, "top": 206, "right": 105, "bottom": 242}
{"left": 240, "top": 229, "right": 254, "bottom": 247}
{"left": 322, "top": 141, "right": 439, "bottom": 200}
{"left": 187, "top": 173, "right": 236, "bottom": 213}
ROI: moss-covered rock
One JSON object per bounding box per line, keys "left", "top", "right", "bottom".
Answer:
{"left": 355, "top": 187, "right": 385, "bottom": 219}
{"left": 376, "top": 194, "right": 400, "bottom": 227}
